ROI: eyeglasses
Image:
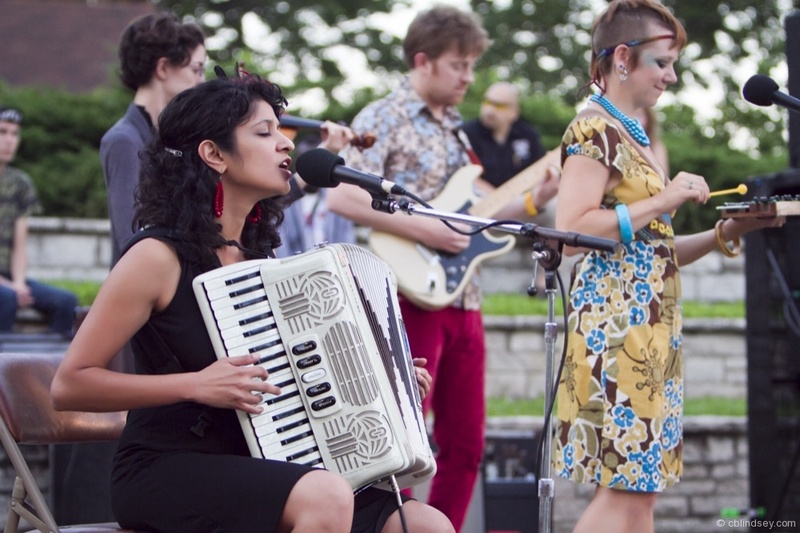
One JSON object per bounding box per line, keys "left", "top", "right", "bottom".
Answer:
{"left": 482, "top": 98, "right": 514, "bottom": 110}
{"left": 595, "top": 33, "right": 675, "bottom": 61}
{"left": 187, "top": 61, "right": 206, "bottom": 79}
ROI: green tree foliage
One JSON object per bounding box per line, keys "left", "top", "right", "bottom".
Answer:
{"left": 159, "top": 0, "right": 795, "bottom": 232}
{"left": 3, "top": 0, "right": 798, "bottom": 233}
{"left": 158, "top": 0, "right": 412, "bottom": 110}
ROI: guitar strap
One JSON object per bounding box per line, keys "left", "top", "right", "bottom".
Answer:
{"left": 455, "top": 127, "right": 483, "bottom": 166}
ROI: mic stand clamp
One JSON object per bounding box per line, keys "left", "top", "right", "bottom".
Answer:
{"left": 369, "top": 193, "right": 400, "bottom": 214}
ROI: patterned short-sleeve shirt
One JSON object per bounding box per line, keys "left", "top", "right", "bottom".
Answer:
{"left": 339, "top": 78, "right": 482, "bottom": 309}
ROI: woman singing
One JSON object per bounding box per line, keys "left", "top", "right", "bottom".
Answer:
{"left": 51, "top": 72, "right": 452, "bottom": 533}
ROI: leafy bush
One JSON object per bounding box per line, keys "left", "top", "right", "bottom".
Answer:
{"left": 0, "top": 82, "right": 131, "bottom": 218}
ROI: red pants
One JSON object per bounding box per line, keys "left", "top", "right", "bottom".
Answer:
{"left": 400, "top": 300, "right": 486, "bottom": 532}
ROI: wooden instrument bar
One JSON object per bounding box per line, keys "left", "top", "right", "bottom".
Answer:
{"left": 717, "top": 196, "right": 800, "bottom": 218}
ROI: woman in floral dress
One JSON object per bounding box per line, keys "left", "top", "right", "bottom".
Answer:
{"left": 552, "top": 1, "right": 785, "bottom": 532}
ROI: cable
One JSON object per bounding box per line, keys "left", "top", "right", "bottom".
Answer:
{"left": 388, "top": 475, "right": 409, "bottom": 533}
{"left": 398, "top": 190, "right": 522, "bottom": 236}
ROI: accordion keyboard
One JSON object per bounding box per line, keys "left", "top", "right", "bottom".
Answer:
{"left": 198, "top": 266, "right": 325, "bottom": 466}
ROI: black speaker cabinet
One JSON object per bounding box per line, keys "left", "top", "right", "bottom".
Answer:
{"left": 745, "top": 171, "right": 800, "bottom": 527}
{"left": 482, "top": 430, "right": 539, "bottom": 533}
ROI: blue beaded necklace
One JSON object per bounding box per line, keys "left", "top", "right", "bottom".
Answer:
{"left": 590, "top": 94, "right": 650, "bottom": 147}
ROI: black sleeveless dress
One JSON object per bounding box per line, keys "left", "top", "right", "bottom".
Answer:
{"left": 110, "top": 229, "right": 408, "bottom": 533}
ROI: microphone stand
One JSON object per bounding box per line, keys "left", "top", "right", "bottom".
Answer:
{"left": 371, "top": 195, "right": 618, "bottom": 533}
{"left": 524, "top": 234, "right": 561, "bottom": 533}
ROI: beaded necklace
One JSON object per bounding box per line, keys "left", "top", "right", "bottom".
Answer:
{"left": 589, "top": 94, "right": 650, "bottom": 147}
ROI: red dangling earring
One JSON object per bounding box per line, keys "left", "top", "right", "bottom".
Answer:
{"left": 247, "top": 203, "right": 262, "bottom": 223}
{"left": 214, "top": 178, "right": 224, "bottom": 218}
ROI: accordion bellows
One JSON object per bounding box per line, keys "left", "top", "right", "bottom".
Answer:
{"left": 193, "top": 243, "right": 436, "bottom": 491}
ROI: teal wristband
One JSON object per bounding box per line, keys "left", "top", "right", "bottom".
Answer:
{"left": 615, "top": 204, "right": 634, "bottom": 243}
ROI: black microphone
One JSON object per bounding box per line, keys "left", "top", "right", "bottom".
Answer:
{"left": 742, "top": 74, "right": 800, "bottom": 113}
{"left": 295, "top": 148, "right": 408, "bottom": 196}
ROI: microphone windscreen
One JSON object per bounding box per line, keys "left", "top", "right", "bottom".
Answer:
{"left": 295, "top": 148, "right": 344, "bottom": 188}
{"left": 742, "top": 74, "right": 779, "bottom": 107}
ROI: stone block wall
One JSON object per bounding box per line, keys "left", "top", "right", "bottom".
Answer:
{"left": 480, "top": 239, "right": 748, "bottom": 303}
{"left": 27, "top": 218, "right": 747, "bottom": 304}
{"left": 26, "top": 217, "right": 111, "bottom": 282}
{"left": 484, "top": 316, "right": 748, "bottom": 400}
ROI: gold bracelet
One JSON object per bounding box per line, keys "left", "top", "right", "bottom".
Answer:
{"left": 524, "top": 191, "right": 539, "bottom": 216}
{"left": 714, "top": 219, "right": 741, "bottom": 258}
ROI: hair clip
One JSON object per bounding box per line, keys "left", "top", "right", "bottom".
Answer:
{"left": 213, "top": 65, "right": 228, "bottom": 79}
{"left": 164, "top": 147, "right": 183, "bottom": 157}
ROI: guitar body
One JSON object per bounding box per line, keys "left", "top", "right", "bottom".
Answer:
{"left": 368, "top": 165, "right": 515, "bottom": 310}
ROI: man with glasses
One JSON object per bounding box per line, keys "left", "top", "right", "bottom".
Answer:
{"left": 463, "top": 81, "right": 560, "bottom": 216}
{"left": 328, "top": 7, "right": 490, "bottom": 531}
{"left": 101, "top": 12, "right": 206, "bottom": 265}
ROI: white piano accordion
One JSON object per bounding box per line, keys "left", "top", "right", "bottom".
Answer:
{"left": 193, "top": 243, "right": 436, "bottom": 491}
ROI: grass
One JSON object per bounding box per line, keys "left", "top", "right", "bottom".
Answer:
{"left": 487, "top": 396, "right": 748, "bottom": 417}
{"left": 46, "top": 282, "right": 747, "bottom": 319}
{"left": 481, "top": 292, "right": 745, "bottom": 318}
{"left": 48, "top": 280, "right": 102, "bottom": 307}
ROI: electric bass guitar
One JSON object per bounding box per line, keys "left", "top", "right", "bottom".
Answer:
{"left": 368, "top": 149, "right": 560, "bottom": 310}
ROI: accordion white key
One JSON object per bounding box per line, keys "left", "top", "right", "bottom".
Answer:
{"left": 193, "top": 243, "right": 436, "bottom": 491}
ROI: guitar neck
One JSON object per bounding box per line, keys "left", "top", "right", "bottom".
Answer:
{"left": 468, "top": 148, "right": 560, "bottom": 219}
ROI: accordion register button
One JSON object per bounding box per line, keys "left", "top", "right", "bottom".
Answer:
{"left": 296, "top": 355, "right": 322, "bottom": 369}
{"left": 306, "top": 382, "right": 332, "bottom": 397}
{"left": 292, "top": 340, "right": 317, "bottom": 355}
{"left": 301, "top": 368, "right": 327, "bottom": 383}
{"left": 300, "top": 368, "right": 327, "bottom": 383}
{"left": 311, "top": 396, "right": 336, "bottom": 411}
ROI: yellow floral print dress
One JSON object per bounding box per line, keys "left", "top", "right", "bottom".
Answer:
{"left": 552, "top": 115, "right": 683, "bottom": 492}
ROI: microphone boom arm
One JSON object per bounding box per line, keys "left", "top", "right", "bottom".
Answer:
{"left": 377, "top": 197, "right": 619, "bottom": 253}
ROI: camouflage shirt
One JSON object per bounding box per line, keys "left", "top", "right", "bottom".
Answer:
{"left": 0, "top": 166, "right": 41, "bottom": 273}
{"left": 339, "top": 77, "right": 482, "bottom": 309}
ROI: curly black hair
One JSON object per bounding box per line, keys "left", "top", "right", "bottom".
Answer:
{"left": 135, "top": 75, "right": 289, "bottom": 268}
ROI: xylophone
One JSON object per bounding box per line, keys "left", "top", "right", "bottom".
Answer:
{"left": 717, "top": 195, "right": 800, "bottom": 219}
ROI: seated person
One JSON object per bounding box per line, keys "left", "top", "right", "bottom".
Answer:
{"left": 50, "top": 72, "right": 453, "bottom": 533}
{"left": 0, "top": 107, "right": 77, "bottom": 338}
